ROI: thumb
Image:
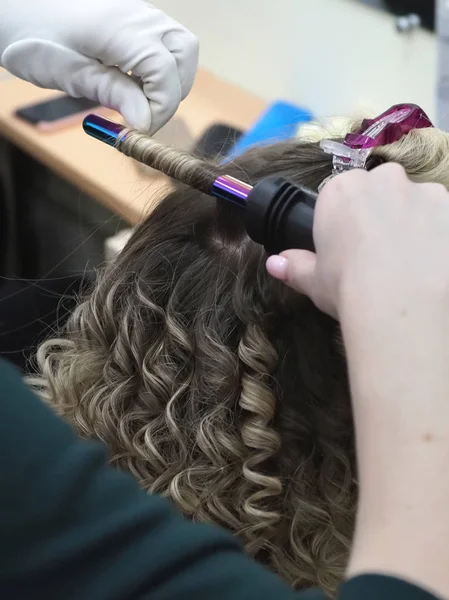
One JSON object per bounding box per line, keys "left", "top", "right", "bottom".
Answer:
{"left": 266, "top": 250, "right": 317, "bottom": 297}
{"left": 2, "top": 40, "right": 152, "bottom": 130}
{"left": 82, "top": 63, "right": 153, "bottom": 130}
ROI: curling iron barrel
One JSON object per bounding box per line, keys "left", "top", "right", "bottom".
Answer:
{"left": 83, "top": 114, "right": 317, "bottom": 254}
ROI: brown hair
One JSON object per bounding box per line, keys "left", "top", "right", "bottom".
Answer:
{"left": 31, "top": 123, "right": 449, "bottom": 594}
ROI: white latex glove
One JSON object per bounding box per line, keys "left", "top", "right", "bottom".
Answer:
{"left": 0, "top": 0, "right": 199, "bottom": 133}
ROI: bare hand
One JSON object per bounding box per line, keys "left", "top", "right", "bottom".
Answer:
{"left": 266, "top": 164, "right": 449, "bottom": 323}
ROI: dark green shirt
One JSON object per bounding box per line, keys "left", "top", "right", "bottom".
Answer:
{"left": 0, "top": 359, "right": 441, "bottom": 600}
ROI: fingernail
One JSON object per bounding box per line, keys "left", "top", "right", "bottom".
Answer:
{"left": 266, "top": 255, "right": 289, "bottom": 280}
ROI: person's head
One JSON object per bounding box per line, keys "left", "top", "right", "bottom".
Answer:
{"left": 33, "top": 121, "right": 449, "bottom": 594}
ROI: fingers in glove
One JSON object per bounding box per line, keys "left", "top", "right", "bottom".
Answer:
{"left": 161, "top": 29, "right": 199, "bottom": 100}
{"left": 92, "top": 6, "right": 196, "bottom": 133}
{"left": 2, "top": 40, "right": 152, "bottom": 130}
{"left": 129, "top": 45, "right": 182, "bottom": 135}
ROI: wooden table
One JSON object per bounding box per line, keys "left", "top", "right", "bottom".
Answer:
{"left": 0, "top": 70, "right": 266, "bottom": 223}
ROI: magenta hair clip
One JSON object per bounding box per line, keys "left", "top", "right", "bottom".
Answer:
{"left": 319, "top": 104, "right": 433, "bottom": 189}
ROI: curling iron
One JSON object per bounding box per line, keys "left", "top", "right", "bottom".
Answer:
{"left": 83, "top": 113, "right": 317, "bottom": 254}
{"left": 83, "top": 105, "right": 433, "bottom": 254}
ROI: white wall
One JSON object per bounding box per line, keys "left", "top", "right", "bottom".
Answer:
{"left": 155, "top": 0, "right": 437, "bottom": 121}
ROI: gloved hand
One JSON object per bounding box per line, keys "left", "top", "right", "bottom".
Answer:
{"left": 0, "top": 0, "right": 199, "bottom": 133}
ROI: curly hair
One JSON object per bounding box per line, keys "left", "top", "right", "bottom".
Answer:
{"left": 31, "top": 136, "right": 373, "bottom": 594}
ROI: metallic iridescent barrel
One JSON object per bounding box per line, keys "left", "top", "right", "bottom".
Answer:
{"left": 83, "top": 113, "right": 254, "bottom": 207}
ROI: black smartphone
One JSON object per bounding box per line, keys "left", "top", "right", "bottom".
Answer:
{"left": 15, "top": 95, "right": 102, "bottom": 131}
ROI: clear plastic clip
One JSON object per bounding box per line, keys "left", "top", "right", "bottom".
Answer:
{"left": 318, "top": 140, "right": 371, "bottom": 191}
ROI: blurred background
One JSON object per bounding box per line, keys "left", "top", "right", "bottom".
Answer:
{"left": 156, "top": 0, "right": 436, "bottom": 120}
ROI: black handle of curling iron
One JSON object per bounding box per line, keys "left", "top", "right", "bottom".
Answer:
{"left": 244, "top": 176, "right": 317, "bottom": 254}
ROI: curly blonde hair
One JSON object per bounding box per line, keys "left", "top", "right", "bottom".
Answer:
{"left": 33, "top": 124, "right": 446, "bottom": 594}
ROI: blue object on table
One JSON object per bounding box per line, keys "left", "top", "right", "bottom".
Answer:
{"left": 225, "top": 100, "right": 313, "bottom": 160}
